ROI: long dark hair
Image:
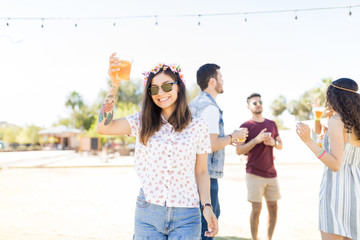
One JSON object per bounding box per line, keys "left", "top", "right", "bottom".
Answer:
{"left": 326, "top": 78, "right": 360, "bottom": 140}
{"left": 139, "top": 66, "right": 191, "bottom": 145}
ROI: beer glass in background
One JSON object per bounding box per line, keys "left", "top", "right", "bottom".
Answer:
{"left": 317, "top": 137, "right": 324, "bottom": 148}
{"left": 313, "top": 107, "right": 325, "bottom": 120}
{"left": 111, "top": 54, "right": 133, "bottom": 82}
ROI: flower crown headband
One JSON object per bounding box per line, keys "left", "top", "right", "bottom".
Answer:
{"left": 142, "top": 63, "right": 185, "bottom": 86}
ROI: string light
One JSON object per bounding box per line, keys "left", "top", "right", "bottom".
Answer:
{"left": 243, "top": 13, "right": 248, "bottom": 24}
{"left": 294, "top": 11, "right": 298, "bottom": 20}
{"left": 41, "top": 18, "right": 44, "bottom": 28}
{"left": 0, "top": 4, "right": 359, "bottom": 27}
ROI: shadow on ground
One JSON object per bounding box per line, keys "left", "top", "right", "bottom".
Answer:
{"left": 215, "top": 237, "right": 251, "bottom": 240}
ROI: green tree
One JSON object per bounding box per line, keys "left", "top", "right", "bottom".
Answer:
{"left": 270, "top": 95, "right": 287, "bottom": 130}
{"left": 187, "top": 83, "right": 201, "bottom": 102}
{"left": 100, "top": 78, "right": 143, "bottom": 105}
{"left": 271, "top": 95, "right": 287, "bottom": 117}
{"left": 65, "top": 91, "right": 84, "bottom": 128}
{"left": 2, "top": 126, "right": 21, "bottom": 144}
{"left": 287, "top": 78, "right": 332, "bottom": 121}
{"left": 17, "top": 125, "right": 42, "bottom": 145}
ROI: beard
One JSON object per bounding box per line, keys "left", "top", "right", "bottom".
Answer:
{"left": 215, "top": 82, "right": 223, "bottom": 94}
{"left": 252, "top": 109, "right": 262, "bottom": 114}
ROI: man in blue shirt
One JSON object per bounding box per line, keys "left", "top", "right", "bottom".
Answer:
{"left": 190, "top": 63, "right": 248, "bottom": 239}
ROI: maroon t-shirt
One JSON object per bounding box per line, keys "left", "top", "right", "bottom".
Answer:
{"left": 240, "top": 119, "right": 279, "bottom": 178}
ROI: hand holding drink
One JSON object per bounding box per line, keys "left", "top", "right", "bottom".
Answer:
{"left": 108, "top": 53, "right": 133, "bottom": 85}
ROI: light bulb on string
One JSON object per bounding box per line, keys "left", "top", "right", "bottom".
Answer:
{"left": 198, "top": 14, "right": 201, "bottom": 26}
{"left": 294, "top": 11, "right": 298, "bottom": 21}
{"left": 41, "top": 18, "right": 44, "bottom": 28}
{"left": 155, "top": 15, "right": 158, "bottom": 26}
{"left": 243, "top": 13, "right": 248, "bottom": 24}
{"left": 6, "top": 18, "right": 10, "bottom": 26}
{"left": 113, "top": 22, "right": 116, "bottom": 26}
{"left": 348, "top": 7, "right": 352, "bottom": 16}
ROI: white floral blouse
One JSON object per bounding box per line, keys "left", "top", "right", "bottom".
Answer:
{"left": 126, "top": 112, "right": 212, "bottom": 208}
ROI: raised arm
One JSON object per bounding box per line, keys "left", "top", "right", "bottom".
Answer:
{"left": 96, "top": 53, "right": 131, "bottom": 136}
{"left": 296, "top": 116, "right": 344, "bottom": 172}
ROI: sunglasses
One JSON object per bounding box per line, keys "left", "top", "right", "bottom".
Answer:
{"left": 252, "top": 101, "right": 263, "bottom": 106}
{"left": 148, "top": 81, "right": 178, "bottom": 96}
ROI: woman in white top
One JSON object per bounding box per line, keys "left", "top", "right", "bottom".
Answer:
{"left": 97, "top": 54, "right": 218, "bottom": 239}
{"left": 296, "top": 78, "right": 360, "bottom": 240}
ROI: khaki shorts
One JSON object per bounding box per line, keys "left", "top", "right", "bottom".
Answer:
{"left": 246, "top": 173, "right": 281, "bottom": 202}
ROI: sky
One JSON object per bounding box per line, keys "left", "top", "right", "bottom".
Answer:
{"left": 1, "top": 0, "right": 360, "bottom": 133}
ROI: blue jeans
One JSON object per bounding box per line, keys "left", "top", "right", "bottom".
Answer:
{"left": 133, "top": 189, "right": 201, "bottom": 240}
{"left": 200, "top": 178, "right": 220, "bottom": 240}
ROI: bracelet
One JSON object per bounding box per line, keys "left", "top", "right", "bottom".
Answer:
{"left": 316, "top": 149, "right": 326, "bottom": 159}
{"left": 201, "top": 203, "right": 213, "bottom": 212}
{"left": 229, "top": 134, "right": 233, "bottom": 144}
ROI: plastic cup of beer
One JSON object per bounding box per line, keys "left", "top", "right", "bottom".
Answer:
{"left": 264, "top": 132, "right": 272, "bottom": 138}
{"left": 313, "top": 107, "right": 325, "bottom": 120}
{"left": 112, "top": 54, "right": 133, "bottom": 82}
{"left": 317, "top": 139, "right": 323, "bottom": 148}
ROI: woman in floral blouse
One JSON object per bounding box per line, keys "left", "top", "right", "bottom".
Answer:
{"left": 97, "top": 53, "right": 218, "bottom": 239}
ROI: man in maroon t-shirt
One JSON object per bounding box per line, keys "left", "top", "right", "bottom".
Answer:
{"left": 236, "top": 93, "right": 283, "bottom": 240}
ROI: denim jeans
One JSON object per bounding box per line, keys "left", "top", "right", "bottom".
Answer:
{"left": 133, "top": 189, "right": 201, "bottom": 240}
{"left": 200, "top": 178, "right": 220, "bottom": 240}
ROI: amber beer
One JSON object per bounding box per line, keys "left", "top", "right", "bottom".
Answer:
{"left": 313, "top": 107, "right": 325, "bottom": 120}
{"left": 115, "top": 60, "right": 132, "bottom": 81}
{"left": 315, "top": 110, "right": 323, "bottom": 119}
{"left": 112, "top": 54, "right": 133, "bottom": 82}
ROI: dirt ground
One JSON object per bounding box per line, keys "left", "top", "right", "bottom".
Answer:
{"left": 0, "top": 160, "right": 323, "bottom": 240}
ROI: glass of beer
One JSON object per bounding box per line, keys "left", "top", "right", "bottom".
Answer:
{"left": 313, "top": 107, "right": 325, "bottom": 120}
{"left": 111, "top": 54, "right": 133, "bottom": 82}
{"left": 317, "top": 138, "right": 324, "bottom": 148}
{"left": 264, "top": 132, "right": 272, "bottom": 138}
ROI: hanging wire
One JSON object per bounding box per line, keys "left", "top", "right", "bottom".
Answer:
{"left": 0, "top": 4, "right": 359, "bottom": 25}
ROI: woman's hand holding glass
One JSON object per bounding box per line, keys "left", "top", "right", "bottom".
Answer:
{"left": 108, "top": 53, "right": 133, "bottom": 86}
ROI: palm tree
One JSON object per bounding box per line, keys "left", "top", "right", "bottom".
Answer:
{"left": 65, "top": 91, "right": 84, "bottom": 128}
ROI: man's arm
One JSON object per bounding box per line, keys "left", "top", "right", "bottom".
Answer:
{"left": 274, "top": 136, "right": 282, "bottom": 150}
{"left": 236, "top": 128, "right": 268, "bottom": 155}
{"left": 201, "top": 105, "right": 248, "bottom": 152}
{"left": 210, "top": 134, "right": 232, "bottom": 152}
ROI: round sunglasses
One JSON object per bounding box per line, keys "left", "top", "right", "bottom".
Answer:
{"left": 148, "top": 81, "right": 178, "bottom": 96}
{"left": 252, "top": 100, "right": 263, "bottom": 106}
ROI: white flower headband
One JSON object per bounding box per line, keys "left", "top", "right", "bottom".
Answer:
{"left": 142, "top": 63, "right": 185, "bottom": 86}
